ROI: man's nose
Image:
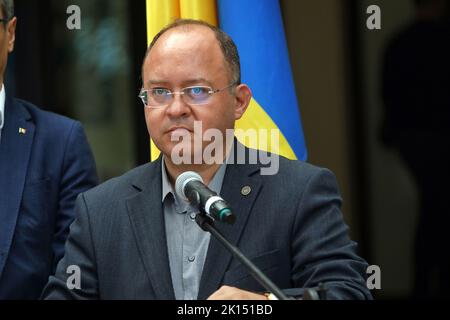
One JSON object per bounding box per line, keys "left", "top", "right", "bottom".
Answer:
{"left": 165, "top": 93, "right": 191, "bottom": 118}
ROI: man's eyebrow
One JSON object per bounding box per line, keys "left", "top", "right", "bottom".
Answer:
{"left": 146, "top": 80, "right": 170, "bottom": 87}
{"left": 146, "top": 78, "right": 213, "bottom": 87}
{"left": 182, "top": 78, "right": 213, "bottom": 86}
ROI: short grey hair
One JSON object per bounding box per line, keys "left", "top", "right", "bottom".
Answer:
{"left": 0, "top": 0, "right": 14, "bottom": 21}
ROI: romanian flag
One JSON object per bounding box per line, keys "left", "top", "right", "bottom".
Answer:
{"left": 146, "top": 0, "right": 307, "bottom": 161}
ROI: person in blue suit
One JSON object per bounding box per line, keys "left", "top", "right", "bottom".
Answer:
{"left": 0, "top": 0, "right": 98, "bottom": 299}
{"left": 43, "top": 19, "right": 371, "bottom": 300}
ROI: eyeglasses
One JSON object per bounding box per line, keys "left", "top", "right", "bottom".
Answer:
{"left": 138, "top": 83, "right": 237, "bottom": 108}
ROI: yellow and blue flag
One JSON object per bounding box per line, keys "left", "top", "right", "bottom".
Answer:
{"left": 146, "top": 0, "right": 307, "bottom": 161}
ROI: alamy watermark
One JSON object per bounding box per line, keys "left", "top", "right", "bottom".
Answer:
{"left": 367, "top": 264, "right": 381, "bottom": 290}
{"left": 66, "top": 265, "right": 81, "bottom": 290}
{"left": 66, "top": 5, "right": 81, "bottom": 30}
{"left": 367, "top": 5, "right": 381, "bottom": 30}
{"left": 169, "top": 121, "right": 280, "bottom": 176}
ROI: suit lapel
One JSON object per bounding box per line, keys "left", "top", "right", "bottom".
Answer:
{"left": 197, "top": 158, "right": 262, "bottom": 300}
{"left": 125, "top": 157, "right": 175, "bottom": 300}
{"left": 0, "top": 98, "right": 35, "bottom": 277}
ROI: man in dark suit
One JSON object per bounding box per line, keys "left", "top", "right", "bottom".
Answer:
{"left": 0, "top": 0, "right": 98, "bottom": 299}
{"left": 42, "top": 19, "right": 371, "bottom": 300}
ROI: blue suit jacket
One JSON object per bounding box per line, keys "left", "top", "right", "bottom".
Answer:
{"left": 42, "top": 146, "right": 372, "bottom": 300}
{"left": 0, "top": 97, "right": 98, "bottom": 299}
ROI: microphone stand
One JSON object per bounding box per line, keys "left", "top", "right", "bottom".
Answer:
{"left": 196, "top": 214, "right": 295, "bottom": 300}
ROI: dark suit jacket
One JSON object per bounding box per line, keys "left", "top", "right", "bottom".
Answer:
{"left": 0, "top": 97, "right": 98, "bottom": 299}
{"left": 42, "top": 149, "right": 371, "bottom": 300}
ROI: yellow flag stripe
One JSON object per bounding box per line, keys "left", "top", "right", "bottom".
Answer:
{"left": 150, "top": 136, "right": 160, "bottom": 161}
{"left": 146, "top": 0, "right": 180, "bottom": 45}
{"left": 236, "top": 98, "right": 297, "bottom": 160}
{"left": 179, "top": 0, "right": 217, "bottom": 25}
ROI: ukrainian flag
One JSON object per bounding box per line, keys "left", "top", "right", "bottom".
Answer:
{"left": 146, "top": 0, "right": 307, "bottom": 161}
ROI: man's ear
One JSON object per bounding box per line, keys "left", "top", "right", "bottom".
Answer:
{"left": 234, "top": 84, "right": 252, "bottom": 120}
{"left": 7, "top": 17, "right": 17, "bottom": 53}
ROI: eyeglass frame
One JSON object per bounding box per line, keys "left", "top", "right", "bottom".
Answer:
{"left": 138, "top": 82, "right": 239, "bottom": 108}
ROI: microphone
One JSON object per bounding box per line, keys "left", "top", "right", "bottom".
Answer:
{"left": 175, "top": 171, "right": 235, "bottom": 225}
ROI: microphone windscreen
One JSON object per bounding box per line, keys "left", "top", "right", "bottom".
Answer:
{"left": 175, "top": 171, "right": 203, "bottom": 200}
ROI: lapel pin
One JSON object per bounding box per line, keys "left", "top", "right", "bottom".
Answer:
{"left": 19, "top": 127, "right": 27, "bottom": 134}
{"left": 241, "top": 185, "right": 252, "bottom": 196}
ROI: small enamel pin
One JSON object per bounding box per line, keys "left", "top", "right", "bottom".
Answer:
{"left": 19, "top": 127, "right": 27, "bottom": 134}
{"left": 241, "top": 185, "right": 252, "bottom": 196}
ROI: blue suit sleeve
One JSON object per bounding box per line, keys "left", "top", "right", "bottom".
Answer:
{"left": 52, "top": 121, "right": 98, "bottom": 273}
{"left": 42, "top": 193, "right": 100, "bottom": 299}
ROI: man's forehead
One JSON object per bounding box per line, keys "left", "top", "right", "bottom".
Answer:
{"left": 142, "top": 24, "right": 230, "bottom": 82}
{"left": 145, "top": 26, "right": 224, "bottom": 69}
{"left": 154, "top": 24, "right": 217, "bottom": 50}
